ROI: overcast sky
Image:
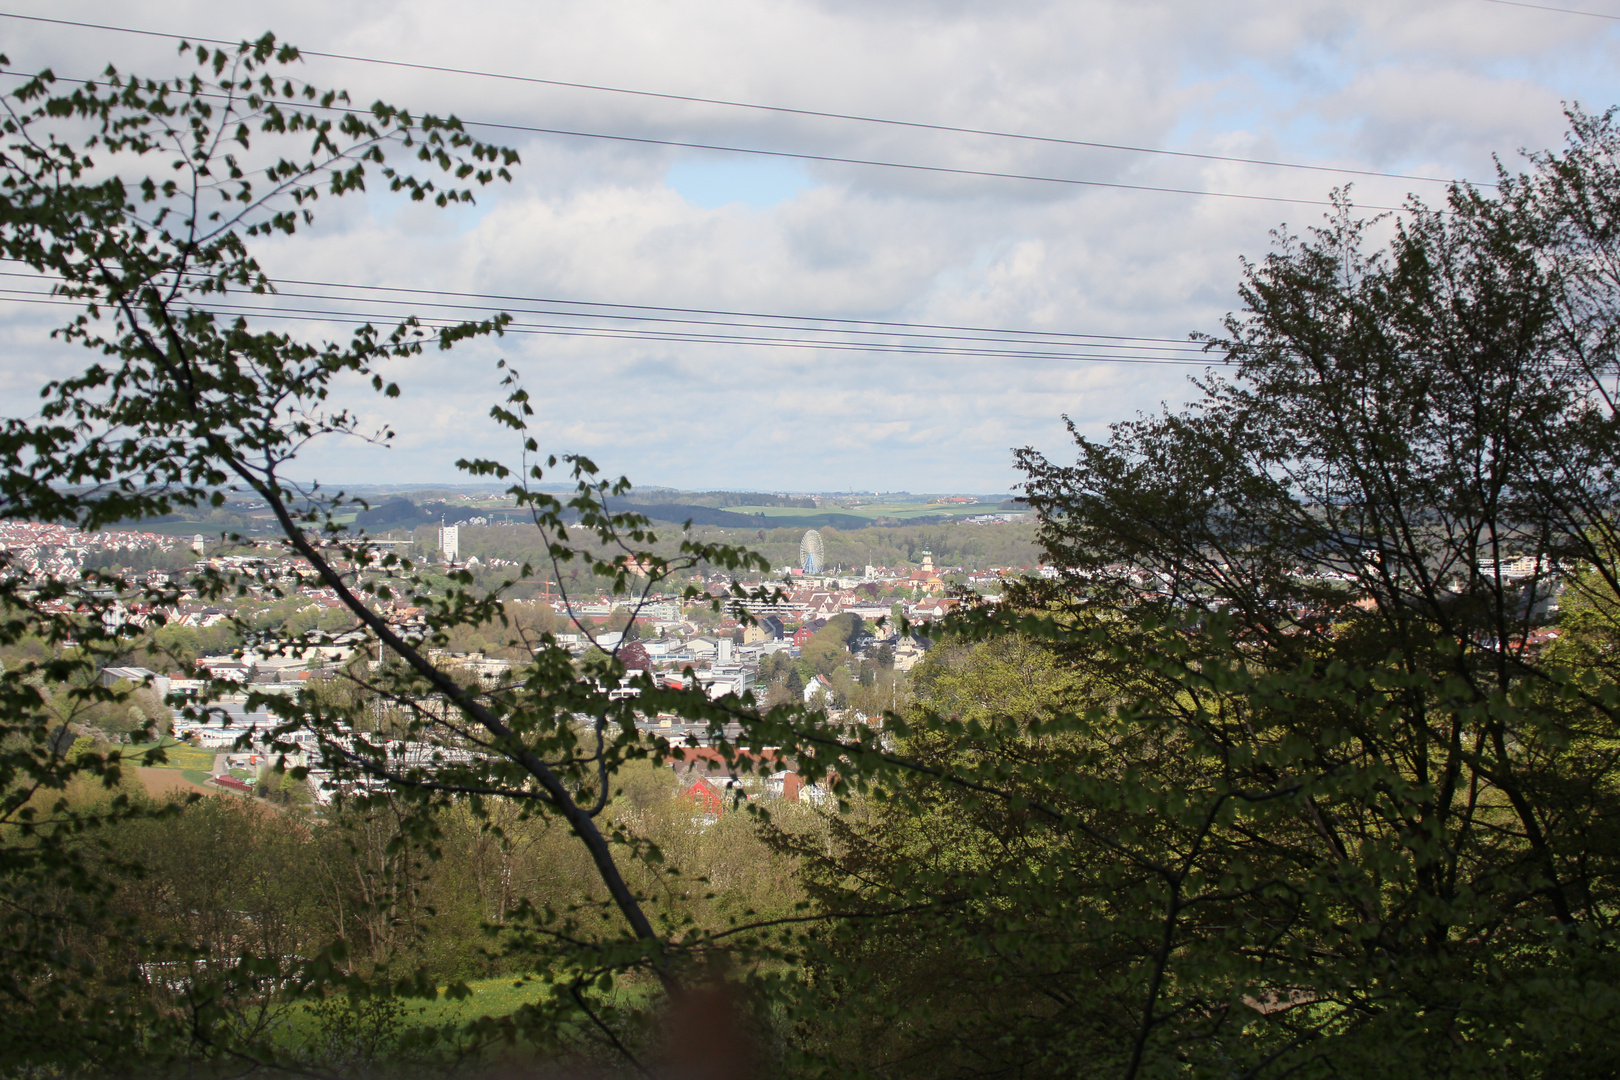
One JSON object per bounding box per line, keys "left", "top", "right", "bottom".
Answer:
{"left": 3, "top": 0, "right": 1618, "bottom": 494}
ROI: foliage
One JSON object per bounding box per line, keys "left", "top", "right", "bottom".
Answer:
{"left": 0, "top": 32, "right": 526, "bottom": 1074}
{"left": 143, "top": 738, "right": 217, "bottom": 771}
{"left": 764, "top": 109, "right": 1620, "bottom": 1079}
{"left": 0, "top": 31, "right": 840, "bottom": 1077}
{"left": 7, "top": 29, "right": 1620, "bottom": 1080}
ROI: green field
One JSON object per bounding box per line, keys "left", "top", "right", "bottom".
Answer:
{"left": 140, "top": 738, "right": 217, "bottom": 771}
{"left": 120, "top": 520, "right": 214, "bottom": 536}
{"left": 405, "top": 976, "right": 553, "bottom": 1025}
{"left": 268, "top": 974, "right": 647, "bottom": 1062}
{"left": 367, "top": 974, "right": 643, "bottom": 1028}
{"left": 733, "top": 502, "right": 995, "bottom": 521}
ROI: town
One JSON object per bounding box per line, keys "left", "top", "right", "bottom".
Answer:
{"left": 8, "top": 506, "right": 1572, "bottom": 817}
{"left": 2, "top": 12, "right": 1612, "bottom": 1075}
{"left": 4, "top": 511, "right": 1066, "bottom": 809}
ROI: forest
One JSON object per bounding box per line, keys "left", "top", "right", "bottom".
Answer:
{"left": 3, "top": 35, "right": 1620, "bottom": 1080}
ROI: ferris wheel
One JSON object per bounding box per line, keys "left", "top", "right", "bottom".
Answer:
{"left": 799, "top": 529, "right": 825, "bottom": 575}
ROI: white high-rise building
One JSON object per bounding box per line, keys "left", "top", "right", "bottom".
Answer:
{"left": 439, "top": 524, "right": 460, "bottom": 563}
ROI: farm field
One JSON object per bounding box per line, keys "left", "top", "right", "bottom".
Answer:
{"left": 140, "top": 737, "right": 217, "bottom": 772}
{"left": 731, "top": 502, "right": 994, "bottom": 521}
{"left": 135, "top": 768, "right": 218, "bottom": 799}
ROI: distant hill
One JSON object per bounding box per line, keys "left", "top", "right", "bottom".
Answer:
{"left": 354, "top": 497, "right": 459, "bottom": 529}
{"left": 604, "top": 501, "right": 771, "bottom": 528}
{"left": 346, "top": 494, "right": 1021, "bottom": 533}
{"left": 352, "top": 497, "right": 799, "bottom": 531}
{"left": 619, "top": 490, "right": 818, "bottom": 510}
{"left": 603, "top": 502, "right": 952, "bottom": 531}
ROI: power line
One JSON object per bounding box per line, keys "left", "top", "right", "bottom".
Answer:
{"left": 0, "top": 289, "right": 1217, "bottom": 366}
{"left": 253, "top": 287, "right": 1208, "bottom": 356}
{"left": 238, "top": 278, "right": 1206, "bottom": 352}
{"left": 0, "top": 288, "right": 1212, "bottom": 363}
{"left": 0, "top": 9, "right": 1473, "bottom": 190}
{"left": 0, "top": 257, "right": 1211, "bottom": 346}
{"left": 0, "top": 67, "right": 1411, "bottom": 213}
{"left": 1475, "top": 0, "right": 1620, "bottom": 20}
{"left": 0, "top": 293, "right": 1214, "bottom": 366}
{"left": 450, "top": 117, "right": 1403, "bottom": 211}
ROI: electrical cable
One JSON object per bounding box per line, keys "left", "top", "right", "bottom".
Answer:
{"left": 254, "top": 287, "right": 1210, "bottom": 356}
{"left": 0, "top": 66, "right": 1410, "bottom": 212}
{"left": 0, "top": 15, "right": 1481, "bottom": 364}
{"left": 0, "top": 289, "right": 1219, "bottom": 366}
{"left": 0, "top": 288, "right": 1213, "bottom": 364}
{"left": 0, "top": 261, "right": 1210, "bottom": 353}
{"left": 1475, "top": 0, "right": 1620, "bottom": 20}
{"left": 0, "top": 10, "right": 1475, "bottom": 191}
{"left": 278, "top": 279, "right": 1195, "bottom": 343}
{"left": 444, "top": 117, "right": 1403, "bottom": 211}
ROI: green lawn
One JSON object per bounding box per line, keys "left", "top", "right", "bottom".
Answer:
{"left": 408, "top": 976, "right": 554, "bottom": 1025}
{"left": 137, "top": 737, "right": 217, "bottom": 771}
{"left": 181, "top": 768, "right": 215, "bottom": 787}
{"left": 249, "top": 972, "right": 658, "bottom": 1071}
{"left": 272, "top": 976, "right": 548, "bottom": 1037}
{"left": 408, "top": 974, "right": 647, "bottom": 1025}
{"left": 270, "top": 975, "right": 568, "bottom": 1056}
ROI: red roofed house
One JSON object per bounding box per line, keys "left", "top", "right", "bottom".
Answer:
{"left": 683, "top": 777, "right": 725, "bottom": 817}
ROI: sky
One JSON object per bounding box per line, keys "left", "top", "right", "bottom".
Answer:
{"left": 1, "top": 0, "right": 1618, "bottom": 494}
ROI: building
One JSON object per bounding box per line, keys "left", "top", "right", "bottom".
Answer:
{"left": 804, "top": 673, "right": 833, "bottom": 704}
{"left": 439, "top": 523, "right": 460, "bottom": 563}
{"left": 1480, "top": 554, "right": 1543, "bottom": 580}
{"left": 742, "top": 616, "right": 786, "bottom": 644}
{"left": 99, "top": 666, "right": 169, "bottom": 697}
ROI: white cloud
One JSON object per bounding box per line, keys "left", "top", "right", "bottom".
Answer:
{"left": 1, "top": 0, "right": 1616, "bottom": 492}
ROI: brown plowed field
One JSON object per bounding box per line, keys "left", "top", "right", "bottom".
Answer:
{"left": 135, "top": 768, "right": 219, "bottom": 800}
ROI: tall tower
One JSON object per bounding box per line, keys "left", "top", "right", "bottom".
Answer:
{"left": 921, "top": 550, "right": 934, "bottom": 574}
{"left": 439, "top": 522, "right": 460, "bottom": 563}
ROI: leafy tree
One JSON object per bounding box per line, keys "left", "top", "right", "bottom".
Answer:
{"left": 768, "top": 110, "right": 1620, "bottom": 1079}
{"left": 799, "top": 632, "right": 846, "bottom": 677}
{"left": 15, "top": 30, "right": 1620, "bottom": 1080}
{"left": 602, "top": 605, "right": 641, "bottom": 639}
{"left": 0, "top": 33, "right": 802, "bottom": 1074}
{"left": 827, "top": 667, "right": 856, "bottom": 709}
